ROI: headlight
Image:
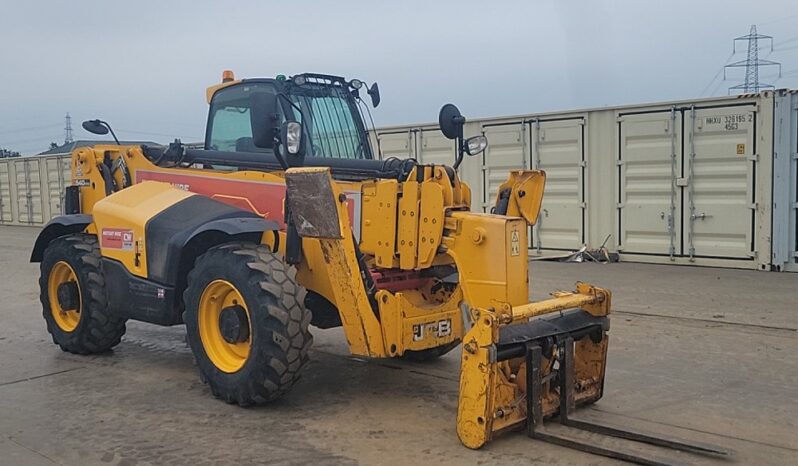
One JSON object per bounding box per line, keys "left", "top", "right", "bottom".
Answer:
{"left": 293, "top": 75, "right": 307, "bottom": 86}
{"left": 465, "top": 135, "right": 488, "bottom": 156}
{"left": 284, "top": 121, "right": 302, "bottom": 155}
{"left": 349, "top": 79, "right": 363, "bottom": 90}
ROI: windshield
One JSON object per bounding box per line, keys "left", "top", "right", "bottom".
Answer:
{"left": 286, "top": 84, "right": 367, "bottom": 159}
{"left": 205, "top": 79, "right": 372, "bottom": 159}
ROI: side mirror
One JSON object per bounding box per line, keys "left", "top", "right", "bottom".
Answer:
{"left": 250, "top": 92, "right": 280, "bottom": 149}
{"left": 368, "top": 82, "right": 381, "bottom": 107}
{"left": 281, "top": 121, "right": 305, "bottom": 157}
{"left": 82, "top": 119, "right": 109, "bottom": 135}
{"left": 82, "top": 119, "right": 120, "bottom": 144}
{"left": 465, "top": 135, "right": 488, "bottom": 156}
{"left": 438, "top": 103, "right": 465, "bottom": 140}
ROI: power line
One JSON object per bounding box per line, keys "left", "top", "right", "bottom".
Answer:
{"left": 758, "top": 12, "right": 798, "bottom": 27}
{"left": 0, "top": 134, "right": 63, "bottom": 146}
{"left": 115, "top": 128, "right": 202, "bottom": 140}
{"left": 708, "top": 71, "right": 729, "bottom": 97}
{"left": 774, "top": 35, "right": 798, "bottom": 47}
{"left": 0, "top": 123, "right": 61, "bottom": 135}
{"left": 699, "top": 51, "right": 735, "bottom": 97}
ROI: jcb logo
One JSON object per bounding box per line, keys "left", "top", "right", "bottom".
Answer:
{"left": 412, "top": 319, "right": 452, "bottom": 342}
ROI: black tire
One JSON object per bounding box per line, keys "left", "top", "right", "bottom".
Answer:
{"left": 39, "top": 234, "right": 127, "bottom": 354}
{"left": 401, "top": 340, "right": 460, "bottom": 362}
{"left": 183, "top": 243, "right": 312, "bottom": 405}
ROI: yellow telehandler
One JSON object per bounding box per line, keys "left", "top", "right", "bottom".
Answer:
{"left": 31, "top": 72, "right": 727, "bottom": 464}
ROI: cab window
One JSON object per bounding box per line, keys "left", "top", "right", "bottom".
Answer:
{"left": 206, "top": 82, "right": 277, "bottom": 152}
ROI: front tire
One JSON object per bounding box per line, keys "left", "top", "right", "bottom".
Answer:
{"left": 183, "top": 243, "right": 312, "bottom": 405}
{"left": 39, "top": 234, "right": 127, "bottom": 354}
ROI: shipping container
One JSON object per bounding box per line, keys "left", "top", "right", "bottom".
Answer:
{"left": 1, "top": 91, "right": 794, "bottom": 271}
{"left": 373, "top": 91, "right": 788, "bottom": 270}
{"left": 13, "top": 157, "right": 45, "bottom": 225}
{"left": 772, "top": 90, "right": 798, "bottom": 272}
{"left": 44, "top": 155, "right": 69, "bottom": 220}
{"left": 0, "top": 154, "right": 71, "bottom": 226}
{"left": 0, "top": 159, "right": 12, "bottom": 224}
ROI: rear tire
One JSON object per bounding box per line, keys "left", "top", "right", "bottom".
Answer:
{"left": 39, "top": 234, "right": 127, "bottom": 354}
{"left": 183, "top": 243, "right": 312, "bottom": 405}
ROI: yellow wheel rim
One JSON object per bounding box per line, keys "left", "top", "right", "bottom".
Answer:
{"left": 47, "top": 261, "right": 82, "bottom": 332}
{"left": 198, "top": 280, "right": 251, "bottom": 373}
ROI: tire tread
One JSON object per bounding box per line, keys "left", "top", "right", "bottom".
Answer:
{"left": 39, "top": 234, "right": 127, "bottom": 354}
{"left": 183, "top": 242, "right": 312, "bottom": 405}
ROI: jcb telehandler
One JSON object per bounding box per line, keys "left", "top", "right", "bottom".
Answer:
{"left": 32, "top": 72, "right": 728, "bottom": 463}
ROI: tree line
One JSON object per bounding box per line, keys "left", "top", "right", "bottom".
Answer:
{"left": 0, "top": 148, "right": 21, "bottom": 158}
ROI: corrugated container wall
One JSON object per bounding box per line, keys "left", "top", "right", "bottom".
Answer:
{"left": 372, "top": 91, "right": 792, "bottom": 271}
{"left": 0, "top": 155, "right": 71, "bottom": 226}
{"left": 771, "top": 90, "right": 798, "bottom": 272}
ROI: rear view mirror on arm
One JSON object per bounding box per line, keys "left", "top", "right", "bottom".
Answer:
{"left": 250, "top": 92, "right": 279, "bottom": 149}
{"left": 368, "top": 82, "right": 380, "bottom": 108}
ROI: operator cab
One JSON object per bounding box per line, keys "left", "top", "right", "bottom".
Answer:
{"left": 205, "top": 72, "right": 378, "bottom": 160}
{"left": 81, "top": 71, "right": 486, "bottom": 179}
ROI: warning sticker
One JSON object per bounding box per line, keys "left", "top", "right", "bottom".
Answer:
{"left": 736, "top": 143, "right": 745, "bottom": 155}
{"left": 510, "top": 230, "right": 520, "bottom": 256}
{"left": 101, "top": 228, "right": 134, "bottom": 251}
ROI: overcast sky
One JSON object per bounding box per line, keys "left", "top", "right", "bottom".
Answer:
{"left": 1, "top": 0, "right": 798, "bottom": 154}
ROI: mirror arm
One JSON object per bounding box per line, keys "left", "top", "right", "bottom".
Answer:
{"left": 453, "top": 135, "right": 466, "bottom": 170}
{"left": 104, "top": 123, "right": 120, "bottom": 145}
{"left": 273, "top": 139, "right": 289, "bottom": 170}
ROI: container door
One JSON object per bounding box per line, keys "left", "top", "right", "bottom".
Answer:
{"left": 481, "top": 123, "right": 528, "bottom": 213}
{"left": 45, "top": 156, "right": 68, "bottom": 219}
{"left": 618, "top": 110, "right": 683, "bottom": 256}
{"left": 531, "top": 119, "right": 585, "bottom": 251}
{"left": 417, "top": 129, "right": 455, "bottom": 166}
{"left": 377, "top": 131, "right": 415, "bottom": 160}
{"left": 0, "top": 161, "right": 11, "bottom": 224}
{"left": 787, "top": 99, "right": 798, "bottom": 272}
{"left": 14, "top": 158, "right": 44, "bottom": 224}
{"left": 773, "top": 92, "right": 798, "bottom": 272}
{"left": 685, "top": 106, "right": 757, "bottom": 259}
{"left": 790, "top": 143, "right": 798, "bottom": 273}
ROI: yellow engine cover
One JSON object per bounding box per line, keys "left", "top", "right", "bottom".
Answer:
{"left": 91, "top": 181, "right": 193, "bottom": 278}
